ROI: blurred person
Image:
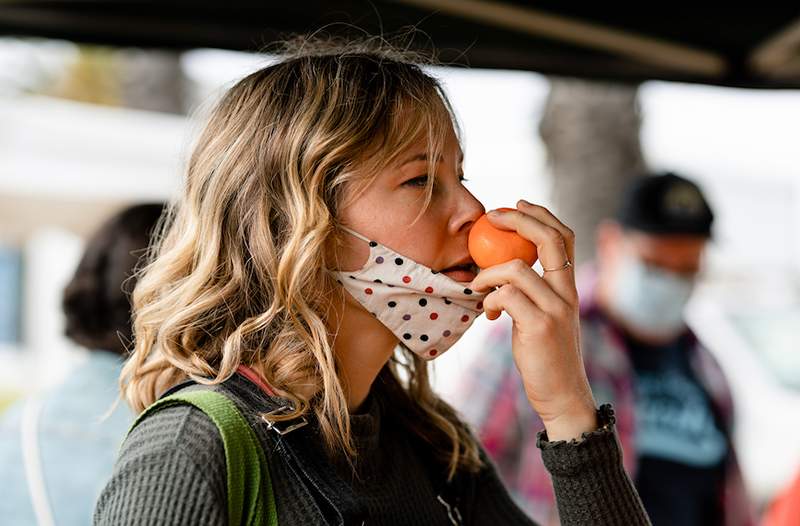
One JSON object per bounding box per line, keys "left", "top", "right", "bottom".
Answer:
{"left": 0, "top": 203, "right": 164, "bottom": 525}
{"left": 93, "top": 38, "right": 651, "bottom": 525}
{"left": 455, "top": 172, "right": 754, "bottom": 526}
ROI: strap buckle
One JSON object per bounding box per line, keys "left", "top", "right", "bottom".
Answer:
{"left": 261, "top": 405, "right": 308, "bottom": 435}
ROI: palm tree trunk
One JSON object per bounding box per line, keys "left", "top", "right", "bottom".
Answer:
{"left": 539, "top": 78, "right": 646, "bottom": 264}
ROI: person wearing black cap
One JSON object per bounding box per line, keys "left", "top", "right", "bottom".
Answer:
{"left": 452, "top": 172, "right": 754, "bottom": 526}
{"left": 599, "top": 171, "right": 714, "bottom": 342}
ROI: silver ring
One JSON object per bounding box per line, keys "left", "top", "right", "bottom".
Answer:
{"left": 542, "top": 260, "right": 573, "bottom": 273}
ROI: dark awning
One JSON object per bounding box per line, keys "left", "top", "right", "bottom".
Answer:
{"left": 2, "top": 2, "right": 800, "bottom": 89}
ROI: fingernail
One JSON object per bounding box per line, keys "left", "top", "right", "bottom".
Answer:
{"left": 487, "top": 210, "right": 502, "bottom": 218}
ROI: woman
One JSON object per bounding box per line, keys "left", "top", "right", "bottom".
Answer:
{"left": 94, "top": 38, "right": 650, "bottom": 525}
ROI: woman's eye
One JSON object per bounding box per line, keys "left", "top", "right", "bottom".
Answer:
{"left": 404, "top": 175, "right": 430, "bottom": 187}
{"left": 403, "top": 174, "right": 469, "bottom": 188}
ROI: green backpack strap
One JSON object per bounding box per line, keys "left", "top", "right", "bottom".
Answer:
{"left": 127, "top": 390, "right": 278, "bottom": 526}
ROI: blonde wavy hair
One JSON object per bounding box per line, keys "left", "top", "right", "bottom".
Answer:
{"left": 123, "top": 35, "right": 483, "bottom": 478}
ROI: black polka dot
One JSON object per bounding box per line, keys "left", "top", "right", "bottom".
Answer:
{"left": 403, "top": 333, "right": 412, "bottom": 340}
{"left": 463, "top": 288, "right": 473, "bottom": 295}
{"left": 371, "top": 312, "right": 376, "bottom": 317}
{"left": 419, "top": 298, "right": 427, "bottom": 307}
{"left": 431, "top": 269, "right": 439, "bottom": 274}
{"left": 369, "top": 241, "right": 378, "bottom": 247}
{"left": 420, "top": 335, "right": 429, "bottom": 342}
{"left": 387, "top": 284, "right": 395, "bottom": 288}
{"left": 373, "top": 279, "right": 382, "bottom": 283}
{"left": 349, "top": 275, "right": 356, "bottom": 279}
{"left": 388, "top": 301, "right": 397, "bottom": 308}
{"left": 336, "top": 280, "right": 342, "bottom": 285}
{"left": 444, "top": 298, "right": 452, "bottom": 305}
{"left": 394, "top": 258, "right": 404, "bottom": 265}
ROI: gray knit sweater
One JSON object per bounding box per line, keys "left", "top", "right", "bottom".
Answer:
{"left": 94, "top": 373, "right": 650, "bottom": 525}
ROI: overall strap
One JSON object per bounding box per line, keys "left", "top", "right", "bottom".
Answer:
{"left": 128, "top": 390, "right": 277, "bottom": 526}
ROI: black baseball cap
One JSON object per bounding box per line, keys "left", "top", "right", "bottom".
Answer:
{"left": 616, "top": 172, "right": 714, "bottom": 238}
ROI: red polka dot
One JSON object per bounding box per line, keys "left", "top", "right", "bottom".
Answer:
{"left": 460, "top": 314, "right": 469, "bottom": 322}
{"left": 425, "top": 286, "right": 434, "bottom": 294}
{"left": 429, "top": 312, "right": 438, "bottom": 320}
{"left": 402, "top": 276, "right": 411, "bottom": 283}
{"left": 365, "top": 288, "right": 373, "bottom": 295}
{"left": 429, "top": 349, "right": 438, "bottom": 356}
{"left": 476, "top": 301, "right": 483, "bottom": 309}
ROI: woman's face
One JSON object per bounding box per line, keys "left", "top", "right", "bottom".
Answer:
{"left": 332, "top": 124, "right": 485, "bottom": 284}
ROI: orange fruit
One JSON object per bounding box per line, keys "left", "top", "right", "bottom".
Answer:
{"left": 468, "top": 207, "right": 538, "bottom": 269}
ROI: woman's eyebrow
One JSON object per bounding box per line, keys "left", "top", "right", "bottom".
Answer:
{"left": 401, "top": 152, "right": 465, "bottom": 166}
{"left": 401, "top": 153, "right": 438, "bottom": 166}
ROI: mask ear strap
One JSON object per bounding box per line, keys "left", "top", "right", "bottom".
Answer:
{"left": 336, "top": 225, "right": 373, "bottom": 245}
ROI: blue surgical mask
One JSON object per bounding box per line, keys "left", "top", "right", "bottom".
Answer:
{"left": 609, "top": 252, "right": 695, "bottom": 339}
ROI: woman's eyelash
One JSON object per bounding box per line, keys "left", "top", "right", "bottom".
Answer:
{"left": 404, "top": 175, "right": 470, "bottom": 187}
{"left": 404, "top": 176, "right": 429, "bottom": 187}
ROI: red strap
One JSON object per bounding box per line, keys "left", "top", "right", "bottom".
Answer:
{"left": 237, "top": 364, "right": 276, "bottom": 396}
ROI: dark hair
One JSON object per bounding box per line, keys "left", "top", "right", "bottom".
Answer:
{"left": 62, "top": 203, "right": 165, "bottom": 355}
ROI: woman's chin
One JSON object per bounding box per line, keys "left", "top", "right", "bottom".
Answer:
{"left": 441, "top": 268, "right": 477, "bottom": 283}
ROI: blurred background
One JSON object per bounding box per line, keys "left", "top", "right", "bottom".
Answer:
{"left": 1, "top": 2, "right": 799, "bottom": 521}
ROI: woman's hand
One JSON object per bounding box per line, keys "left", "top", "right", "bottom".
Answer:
{"left": 468, "top": 200, "right": 597, "bottom": 441}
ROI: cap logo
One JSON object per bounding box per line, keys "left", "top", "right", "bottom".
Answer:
{"left": 663, "top": 183, "right": 704, "bottom": 218}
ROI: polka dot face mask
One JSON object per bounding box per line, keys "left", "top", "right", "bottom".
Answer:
{"left": 326, "top": 226, "right": 487, "bottom": 360}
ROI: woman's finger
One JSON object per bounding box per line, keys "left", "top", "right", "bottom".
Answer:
{"left": 484, "top": 208, "right": 577, "bottom": 304}
{"left": 515, "top": 200, "right": 576, "bottom": 266}
{"left": 469, "top": 258, "right": 567, "bottom": 314}
{"left": 481, "top": 281, "right": 545, "bottom": 324}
